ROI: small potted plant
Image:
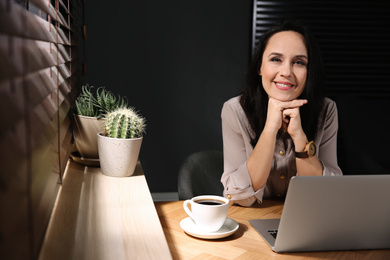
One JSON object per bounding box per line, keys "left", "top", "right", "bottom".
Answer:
{"left": 97, "top": 107, "right": 146, "bottom": 177}
{"left": 72, "top": 85, "right": 128, "bottom": 163}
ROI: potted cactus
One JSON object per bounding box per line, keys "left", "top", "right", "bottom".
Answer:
{"left": 72, "top": 84, "right": 128, "bottom": 165}
{"left": 97, "top": 107, "right": 146, "bottom": 177}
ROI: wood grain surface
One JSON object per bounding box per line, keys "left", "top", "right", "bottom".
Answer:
{"left": 39, "top": 160, "right": 172, "bottom": 260}
{"left": 155, "top": 200, "right": 390, "bottom": 260}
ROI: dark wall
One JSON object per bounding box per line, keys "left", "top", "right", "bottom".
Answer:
{"left": 84, "top": 1, "right": 390, "bottom": 193}
{"left": 83, "top": 1, "right": 252, "bottom": 192}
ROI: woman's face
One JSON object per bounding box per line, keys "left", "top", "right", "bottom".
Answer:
{"left": 259, "top": 31, "right": 308, "bottom": 102}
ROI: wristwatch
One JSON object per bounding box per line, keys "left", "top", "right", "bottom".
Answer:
{"left": 295, "top": 141, "right": 316, "bottom": 158}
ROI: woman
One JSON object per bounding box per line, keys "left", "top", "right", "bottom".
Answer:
{"left": 221, "top": 20, "right": 342, "bottom": 207}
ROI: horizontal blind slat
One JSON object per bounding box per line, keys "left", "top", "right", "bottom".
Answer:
{"left": 29, "top": 0, "right": 69, "bottom": 29}
{"left": 0, "top": 35, "right": 73, "bottom": 80}
{"left": 0, "top": 3, "right": 73, "bottom": 45}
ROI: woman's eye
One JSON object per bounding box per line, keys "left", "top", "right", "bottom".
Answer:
{"left": 270, "top": 57, "right": 281, "bottom": 62}
{"left": 294, "top": 60, "right": 307, "bottom": 66}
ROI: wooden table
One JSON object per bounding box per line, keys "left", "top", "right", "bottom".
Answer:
{"left": 155, "top": 200, "right": 390, "bottom": 259}
{"left": 39, "top": 160, "right": 172, "bottom": 260}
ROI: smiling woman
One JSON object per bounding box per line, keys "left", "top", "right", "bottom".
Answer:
{"left": 260, "top": 31, "right": 308, "bottom": 102}
{"left": 220, "top": 20, "right": 342, "bottom": 207}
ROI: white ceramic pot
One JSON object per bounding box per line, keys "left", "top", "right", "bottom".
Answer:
{"left": 73, "top": 114, "right": 103, "bottom": 159}
{"left": 97, "top": 133, "right": 143, "bottom": 177}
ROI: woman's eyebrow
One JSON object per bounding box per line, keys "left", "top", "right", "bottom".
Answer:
{"left": 268, "top": 52, "right": 283, "bottom": 57}
{"left": 296, "top": 54, "right": 308, "bottom": 60}
{"left": 267, "top": 52, "right": 308, "bottom": 60}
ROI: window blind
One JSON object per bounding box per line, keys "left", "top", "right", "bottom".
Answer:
{"left": 0, "top": 0, "right": 84, "bottom": 259}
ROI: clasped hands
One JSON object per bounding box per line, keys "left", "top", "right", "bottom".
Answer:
{"left": 265, "top": 98, "right": 308, "bottom": 151}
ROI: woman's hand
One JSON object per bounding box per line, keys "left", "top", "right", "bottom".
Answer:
{"left": 283, "top": 103, "right": 308, "bottom": 151}
{"left": 264, "top": 98, "right": 308, "bottom": 151}
{"left": 264, "top": 98, "right": 307, "bottom": 133}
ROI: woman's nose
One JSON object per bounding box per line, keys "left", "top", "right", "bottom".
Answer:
{"left": 280, "top": 63, "right": 292, "bottom": 77}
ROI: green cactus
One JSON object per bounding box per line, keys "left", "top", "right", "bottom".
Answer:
{"left": 104, "top": 108, "right": 146, "bottom": 139}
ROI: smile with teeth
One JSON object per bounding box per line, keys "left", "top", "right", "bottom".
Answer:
{"left": 275, "top": 82, "right": 294, "bottom": 90}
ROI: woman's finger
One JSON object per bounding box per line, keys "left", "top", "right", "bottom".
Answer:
{"left": 281, "top": 99, "right": 308, "bottom": 110}
{"left": 268, "top": 98, "right": 307, "bottom": 112}
{"left": 283, "top": 115, "right": 290, "bottom": 124}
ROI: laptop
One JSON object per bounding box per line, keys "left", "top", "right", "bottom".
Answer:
{"left": 249, "top": 175, "right": 390, "bottom": 253}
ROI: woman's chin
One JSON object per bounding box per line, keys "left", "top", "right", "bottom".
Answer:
{"left": 268, "top": 95, "right": 295, "bottom": 102}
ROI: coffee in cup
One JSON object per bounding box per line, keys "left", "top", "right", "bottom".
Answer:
{"left": 183, "top": 195, "right": 229, "bottom": 232}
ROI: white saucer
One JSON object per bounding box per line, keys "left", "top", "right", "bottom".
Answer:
{"left": 180, "top": 217, "right": 239, "bottom": 239}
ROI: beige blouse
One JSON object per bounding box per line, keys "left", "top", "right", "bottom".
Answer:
{"left": 220, "top": 96, "right": 342, "bottom": 206}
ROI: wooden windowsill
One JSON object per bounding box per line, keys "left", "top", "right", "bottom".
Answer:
{"left": 38, "top": 159, "right": 172, "bottom": 260}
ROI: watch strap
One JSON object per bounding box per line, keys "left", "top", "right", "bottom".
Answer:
{"left": 295, "top": 151, "right": 309, "bottom": 158}
{"left": 295, "top": 141, "right": 316, "bottom": 158}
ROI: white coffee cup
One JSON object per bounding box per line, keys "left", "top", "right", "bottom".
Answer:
{"left": 183, "top": 195, "right": 229, "bottom": 232}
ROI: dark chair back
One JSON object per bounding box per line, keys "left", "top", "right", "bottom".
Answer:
{"left": 178, "top": 150, "right": 224, "bottom": 200}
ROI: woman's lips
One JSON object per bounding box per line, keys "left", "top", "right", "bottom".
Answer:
{"left": 274, "top": 82, "right": 293, "bottom": 90}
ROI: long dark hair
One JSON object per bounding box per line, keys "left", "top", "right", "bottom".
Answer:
{"left": 240, "top": 20, "right": 325, "bottom": 147}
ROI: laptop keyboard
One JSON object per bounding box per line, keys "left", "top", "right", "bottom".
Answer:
{"left": 267, "top": 229, "right": 278, "bottom": 239}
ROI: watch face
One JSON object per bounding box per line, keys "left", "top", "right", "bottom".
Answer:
{"left": 308, "top": 143, "right": 316, "bottom": 156}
